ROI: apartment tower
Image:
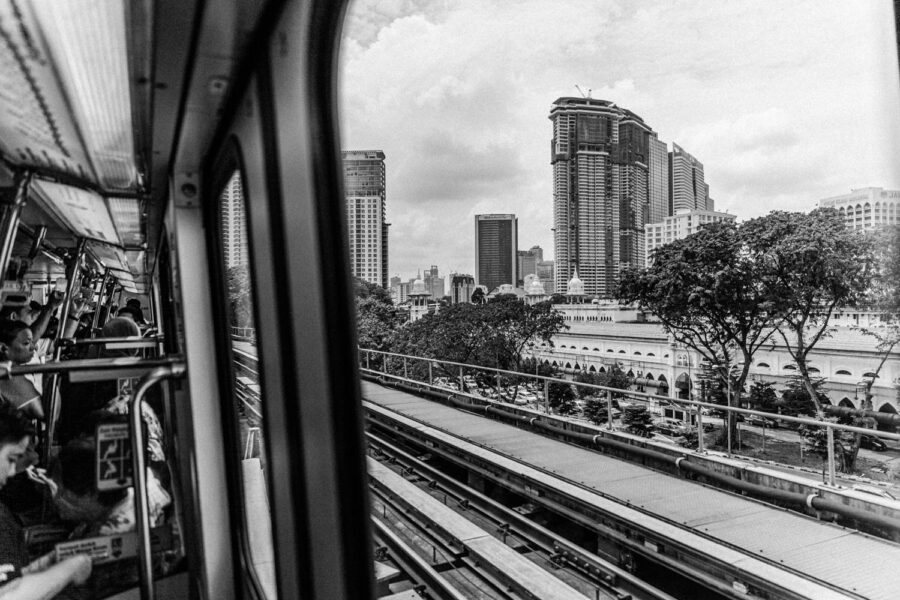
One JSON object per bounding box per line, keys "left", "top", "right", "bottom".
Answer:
{"left": 342, "top": 150, "right": 389, "bottom": 289}
{"left": 550, "top": 97, "right": 655, "bottom": 297}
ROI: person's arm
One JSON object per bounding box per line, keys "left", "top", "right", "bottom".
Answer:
{"left": 0, "top": 554, "right": 91, "bottom": 600}
{"left": 60, "top": 298, "right": 89, "bottom": 340}
{"left": 29, "top": 292, "right": 64, "bottom": 342}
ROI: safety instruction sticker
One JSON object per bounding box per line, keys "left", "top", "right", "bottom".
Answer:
{"left": 95, "top": 423, "right": 133, "bottom": 491}
{"left": 55, "top": 526, "right": 174, "bottom": 565}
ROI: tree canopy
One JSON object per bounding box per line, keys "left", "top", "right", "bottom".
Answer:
{"left": 389, "top": 297, "right": 567, "bottom": 380}
{"left": 617, "top": 221, "right": 779, "bottom": 440}
{"left": 742, "top": 209, "right": 875, "bottom": 416}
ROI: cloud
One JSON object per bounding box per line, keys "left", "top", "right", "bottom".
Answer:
{"left": 339, "top": 0, "right": 900, "bottom": 278}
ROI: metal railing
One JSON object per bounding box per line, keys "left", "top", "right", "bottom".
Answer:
{"left": 230, "top": 326, "right": 256, "bottom": 341}
{"left": 357, "top": 348, "right": 900, "bottom": 487}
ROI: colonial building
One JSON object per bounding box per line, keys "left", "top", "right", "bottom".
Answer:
{"left": 530, "top": 305, "right": 899, "bottom": 420}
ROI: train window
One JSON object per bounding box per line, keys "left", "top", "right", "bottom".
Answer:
{"left": 213, "top": 168, "right": 277, "bottom": 599}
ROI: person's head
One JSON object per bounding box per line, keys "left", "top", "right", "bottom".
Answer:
{"left": 0, "top": 304, "right": 39, "bottom": 326}
{"left": 52, "top": 436, "right": 128, "bottom": 522}
{"left": 102, "top": 317, "right": 140, "bottom": 339}
{"left": 0, "top": 320, "right": 34, "bottom": 364}
{"left": 126, "top": 298, "right": 141, "bottom": 309}
{"left": 0, "top": 402, "right": 34, "bottom": 490}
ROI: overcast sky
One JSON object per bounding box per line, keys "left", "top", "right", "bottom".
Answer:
{"left": 338, "top": 0, "right": 900, "bottom": 281}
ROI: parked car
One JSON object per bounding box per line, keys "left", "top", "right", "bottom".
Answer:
{"left": 860, "top": 434, "right": 889, "bottom": 452}
{"left": 653, "top": 419, "right": 691, "bottom": 437}
{"left": 747, "top": 414, "right": 779, "bottom": 428}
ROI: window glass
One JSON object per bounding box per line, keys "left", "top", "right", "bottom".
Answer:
{"left": 216, "top": 169, "right": 277, "bottom": 599}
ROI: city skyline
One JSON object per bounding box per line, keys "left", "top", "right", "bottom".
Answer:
{"left": 340, "top": 0, "right": 900, "bottom": 278}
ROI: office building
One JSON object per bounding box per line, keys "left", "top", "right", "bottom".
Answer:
{"left": 647, "top": 134, "right": 669, "bottom": 224}
{"left": 818, "top": 187, "right": 900, "bottom": 232}
{"left": 668, "top": 143, "right": 710, "bottom": 215}
{"left": 423, "top": 265, "right": 445, "bottom": 299}
{"left": 220, "top": 171, "right": 248, "bottom": 269}
{"left": 475, "top": 214, "right": 518, "bottom": 293}
{"left": 343, "top": 150, "right": 389, "bottom": 288}
{"left": 550, "top": 97, "right": 654, "bottom": 297}
{"left": 449, "top": 274, "right": 476, "bottom": 304}
{"left": 644, "top": 208, "right": 736, "bottom": 266}
{"left": 517, "top": 246, "right": 543, "bottom": 285}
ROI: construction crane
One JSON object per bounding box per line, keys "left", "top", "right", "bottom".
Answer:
{"left": 574, "top": 84, "right": 592, "bottom": 99}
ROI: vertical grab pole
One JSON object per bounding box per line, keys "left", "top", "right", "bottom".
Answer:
{"left": 130, "top": 363, "right": 186, "bottom": 600}
{"left": 428, "top": 361, "right": 433, "bottom": 386}
{"left": 544, "top": 379, "right": 549, "bottom": 414}
{"left": 45, "top": 237, "right": 86, "bottom": 448}
{"left": 92, "top": 267, "right": 112, "bottom": 332}
{"left": 0, "top": 170, "right": 31, "bottom": 281}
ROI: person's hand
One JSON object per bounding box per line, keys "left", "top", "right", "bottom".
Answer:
{"left": 48, "top": 290, "right": 65, "bottom": 308}
{"left": 64, "top": 554, "right": 92, "bottom": 586}
{"left": 22, "top": 551, "right": 55, "bottom": 574}
{"left": 70, "top": 295, "right": 88, "bottom": 318}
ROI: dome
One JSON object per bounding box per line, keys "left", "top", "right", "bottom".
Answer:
{"left": 409, "top": 278, "right": 430, "bottom": 296}
{"left": 526, "top": 278, "right": 546, "bottom": 296}
{"left": 566, "top": 269, "right": 585, "bottom": 296}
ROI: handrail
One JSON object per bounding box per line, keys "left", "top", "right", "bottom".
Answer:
{"left": 357, "top": 348, "right": 900, "bottom": 439}
{"left": 60, "top": 336, "right": 163, "bottom": 347}
{"left": 0, "top": 356, "right": 184, "bottom": 378}
{"left": 130, "top": 363, "right": 187, "bottom": 600}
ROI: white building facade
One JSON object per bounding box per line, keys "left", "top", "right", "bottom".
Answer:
{"left": 818, "top": 187, "right": 900, "bottom": 232}
{"left": 644, "top": 209, "right": 737, "bottom": 266}
{"left": 529, "top": 306, "right": 899, "bottom": 419}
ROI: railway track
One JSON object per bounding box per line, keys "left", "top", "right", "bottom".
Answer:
{"left": 367, "top": 428, "right": 677, "bottom": 600}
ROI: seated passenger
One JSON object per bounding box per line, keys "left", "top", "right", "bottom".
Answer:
{"left": 0, "top": 322, "right": 44, "bottom": 421}
{"left": 58, "top": 318, "right": 166, "bottom": 464}
{"left": 0, "top": 403, "right": 92, "bottom": 598}
{"left": 51, "top": 435, "right": 170, "bottom": 537}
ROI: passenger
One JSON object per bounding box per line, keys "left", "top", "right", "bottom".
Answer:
{"left": 57, "top": 318, "right": 166, "bottom": 465}
{"left": 123, "top": 299, "right": 147, "bottom": 327}
{"left": 51, "top": 433, "right": 171, "bottom": 537}
{"left": 0, "top": 403, "right": 92, "bottom": 597}
{"left": 0, "top": 322, "right": 44, "bottom": 421}
{"left": 0, "top": 292, "right": 64, "bottom": 343}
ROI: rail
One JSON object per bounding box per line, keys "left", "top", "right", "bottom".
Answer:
{"left": 130, "top": 364, "right": 187, "bottom": 600}
{"left": 357, "top": 347, "right": 900, "bottom": 487}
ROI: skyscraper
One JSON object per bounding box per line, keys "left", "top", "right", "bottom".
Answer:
{"left": 647, "top": 133, "right": 669, "bottom": 224}
{"left": 516, "top": 245, "right": 543, "bottom": 285}
{"left": 668, "top": 143, "right": 710, "bottom": 214}
{"left": 475, "top": 214, "right": 517, "bottom": 293}
{"left": 220, "top": 171, "right": 248, "bottom": 269}
{"left": 550, "top": 97, "right": 654, "bottom": 297}
{"left": 343, "top": 150, "right": 389, "bottom": 288}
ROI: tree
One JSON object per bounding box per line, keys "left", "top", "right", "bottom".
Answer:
{"left": 777, "top": 376, "right": 826, "bottom": 417}
{"left": 356, "top": 296, "right": 399, "bottom": 352}
{"left": 843, "top": 225, "right": 900, "bottom": 469}
{"left": 618, "top": 221, "right": 780, "bottom": 446}
{"left": 621, "top": 405, "right": 653, "bottom": 436}
{"left": 743, "top": 210, "right": 875, "bottom": 417}
{"left": 748, "top": 380, "right": 778, "bottom": 414}
{"left": 578, "top": 367, "right": 632, "bottom": 425}
{"left": 548, "top": 382, "right": 577, "bottom": 415}
{"left": 549, "top": 293, "right": 567, "bottom": 304}
{"left": 226, "top": 265, "right": 253, "bottom": 329}
{"left": 389, "top": 298, "right": 567, "bottom": 391}
{"left": 352, "top": 277, "right": 392, "bottom": 305}
{"left": 470, "top": 288, "right": 485, "bottom": 304}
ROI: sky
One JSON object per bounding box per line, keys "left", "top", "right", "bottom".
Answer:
{"left": 338, "top": 0, "right": 900, "bottom": 281}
